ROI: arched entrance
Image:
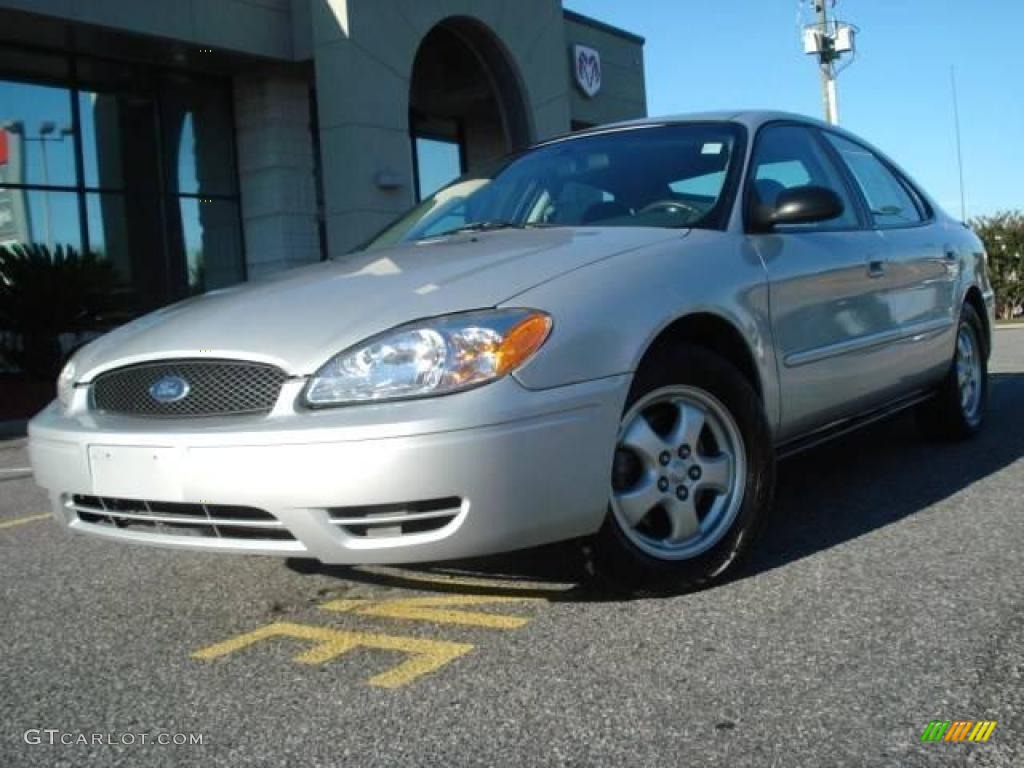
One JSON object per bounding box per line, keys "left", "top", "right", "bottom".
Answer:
{"left": 408, "top": 18, "right": 530, "bottom": 200}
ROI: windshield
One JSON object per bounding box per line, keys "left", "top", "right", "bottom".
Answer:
{"left": 362, "top": 123, "right": 743, "bottom": 251}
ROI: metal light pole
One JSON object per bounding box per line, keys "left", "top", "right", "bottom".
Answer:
{"left": 815, "top": 1, "right": 839, "bottom": 124}
{"left": 4, "top": 120, "right": 74, "bottom": 250}
{"left": 802, "top": 1, "right": 856, "bottom": 126}
{"left": 37, "top": 121, "right": 55, "bottom": 250}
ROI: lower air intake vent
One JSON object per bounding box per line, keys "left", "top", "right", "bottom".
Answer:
{"left": 71, "top": 495, "right": 295, "bottom": 541}
{"left": 328, "top": 497, "right": 463, "bottom": 538}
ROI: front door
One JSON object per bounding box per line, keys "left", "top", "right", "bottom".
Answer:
{"left": 747, "top": 123, "right": 901, "bottom": 441}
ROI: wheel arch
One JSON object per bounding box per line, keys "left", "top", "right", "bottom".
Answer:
{"left": 963, "top": 285, "right": 991, "bottom": 359}
{"left": 637, "top": 312, "right": 765, "bottom": 402}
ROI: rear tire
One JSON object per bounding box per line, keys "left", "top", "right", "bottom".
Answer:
{"left": 916, "top": 303, "right": 988, "bottom": 441}
{"left": 592, "top": 345, "right": 775, "bottom": 591}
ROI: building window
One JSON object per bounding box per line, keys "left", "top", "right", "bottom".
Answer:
{"left": 413, "top": 137, "right": 463, "bottom": 200}
{"left": 0, "top": 46, "right": 244, "bottom": 317}
{"left": 0, "top": 78, "right": 78, "bottom": 248}
{"left": 161, "top": 73, "right": 245, "bottom": 293}
{"left": 410, "top": 113, "right": 465, "bottom": 201}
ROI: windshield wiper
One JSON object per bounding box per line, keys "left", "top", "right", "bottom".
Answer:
{"left": 417, "top": 220, "right": 556, "bottom": 242}
{"left": 430, "top": 220, "right": 524, "bottom": 238}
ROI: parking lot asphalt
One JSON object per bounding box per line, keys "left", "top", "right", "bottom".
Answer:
{"left": 2, "top": 329, "right": 1022, "bottom": 768}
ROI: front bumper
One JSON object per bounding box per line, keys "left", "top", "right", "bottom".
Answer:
{"left": 28, "top": 375, "right": 629, "bottom": 564}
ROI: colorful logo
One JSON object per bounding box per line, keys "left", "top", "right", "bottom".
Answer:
{"left": 920, "top": 720, "right": 997, "bottom": 742}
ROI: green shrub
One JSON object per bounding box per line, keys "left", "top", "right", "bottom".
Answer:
{"left": 970, "top": 212, "right": 1024, "bottom": 320}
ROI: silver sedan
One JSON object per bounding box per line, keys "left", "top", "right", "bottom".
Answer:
{"left": 29, "top": 111, "right": 995, "bottom": 588}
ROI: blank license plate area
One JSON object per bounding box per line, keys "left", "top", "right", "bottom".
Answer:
{"left": 88, "top": 445, "right": 184, "bottom": 501}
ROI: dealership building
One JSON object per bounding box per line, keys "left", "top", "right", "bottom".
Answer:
{"left": 0, "top": 0, "right": 645, "bottom": 312}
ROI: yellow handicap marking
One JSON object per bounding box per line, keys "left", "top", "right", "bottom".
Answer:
{"left": 0, "top": 513, "right": 50, "bottom": 530}
{"left": 321, "top": 594, "right": 540, "bottom": 629}
{"left": 192, "top": 621, "right": 472, "bottom": 689}
{"left": 354, "top": 565, "right": 575, "bottom": 597}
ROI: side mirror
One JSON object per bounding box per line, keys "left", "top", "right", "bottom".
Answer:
{"left": 751, "top": 185, "right": 844, "bottom": 231}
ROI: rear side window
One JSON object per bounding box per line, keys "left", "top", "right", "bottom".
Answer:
{"left": 748, "top": 124, "right": 859, "bottom": 230}
{"left": 823, "top": 133, "right": 925, "bottom": 228}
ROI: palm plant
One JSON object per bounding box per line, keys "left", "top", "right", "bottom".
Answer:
{"left": 0, "top": 243, "right": 128, "bottom": 378}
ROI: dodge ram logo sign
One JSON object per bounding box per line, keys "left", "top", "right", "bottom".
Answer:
{"left": 573, "top": 45, "right": 602, "bottom": 98}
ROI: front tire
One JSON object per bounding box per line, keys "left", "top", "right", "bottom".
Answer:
{"left": 916, "top": 303, "right": 988, "bottom": 441}
{"left": 593, "top": 345, "right": 775, "bottom": 591}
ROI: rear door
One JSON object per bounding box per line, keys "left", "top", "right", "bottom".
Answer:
{"left": 821, "top": 131, "right": 957, "bottom": 389}
{"left": 747, "top": 123, "right": 901, "bottom": 441}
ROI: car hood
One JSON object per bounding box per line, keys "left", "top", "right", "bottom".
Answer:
{"left": 74, "top": 227, "right": 684, "bottom": 380}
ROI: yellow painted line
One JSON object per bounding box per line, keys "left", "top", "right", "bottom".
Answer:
{"left": 321, "top": 594, "right": 538, "bottom": 629}
{"left": 0, "top": 513, "right": 50, "bottom": 530}
{"left": 192, "top": 621, "right": 472, "bottom": 689}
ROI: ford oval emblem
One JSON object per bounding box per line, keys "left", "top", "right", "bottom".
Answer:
{"left": 149, "top": 374, "right": 190, "bottom": 403}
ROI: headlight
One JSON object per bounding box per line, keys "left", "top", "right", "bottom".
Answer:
{"left": 57, "top": 356, "right": 77, "bottom": 410}
{"left": 303, "top": 309, "right": 552, "bottom": 407}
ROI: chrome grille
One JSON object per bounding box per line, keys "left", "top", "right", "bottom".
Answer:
{"left": 71, "top": 495, "right": 297, "bottom": 542}
{"left": 91, "top": 359, "right": 288, "bottom": 418}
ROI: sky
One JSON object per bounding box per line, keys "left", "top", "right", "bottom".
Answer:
{"left": 564, "top": 0, "right": 1024, "bottom": 219}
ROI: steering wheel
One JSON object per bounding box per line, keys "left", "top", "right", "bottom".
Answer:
{"left": 638, "top": 199, "right": 703, "bottom": 221}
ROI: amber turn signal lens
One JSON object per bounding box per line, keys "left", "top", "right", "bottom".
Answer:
{"left": 495, "top": 312, "right": 552, "bottom": 375}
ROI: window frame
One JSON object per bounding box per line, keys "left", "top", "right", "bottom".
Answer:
{"left": 742, "top": 120, "right": 870, "bottom": 235}
{"left": 816, "top": 127, "right": 935, "bottom": 231}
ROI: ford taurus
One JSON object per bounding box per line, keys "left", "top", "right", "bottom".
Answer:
{"left": 28, "top": 111, "right": 995, "bottom": 588}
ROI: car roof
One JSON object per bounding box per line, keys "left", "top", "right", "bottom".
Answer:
{"left": 536, "top": 110, "right": 841, "bottom": 150}
{"left": 595, "top": 110, "right": 831, "bottom": 132}
{"left": 545, "top": 109, "right": 881, "bottom": 166}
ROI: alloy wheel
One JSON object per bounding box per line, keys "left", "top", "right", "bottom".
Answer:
{"left": 956, "top": 323, "right": 983, "bottom": 422}
{"left": 610, "top": 386, "right": 746, "bottom": 560}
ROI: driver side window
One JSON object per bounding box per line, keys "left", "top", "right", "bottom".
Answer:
{"left": 749, "top": 125, "right": 858, "bottom": 230}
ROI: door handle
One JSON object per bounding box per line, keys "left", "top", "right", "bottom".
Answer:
{"left": 943, "top": 245, "right": 958, "bottom": 261}
{"left": 867, "top": 259, "right": 886, "bottom": 278}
